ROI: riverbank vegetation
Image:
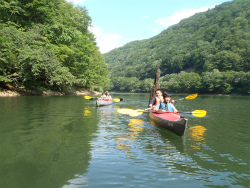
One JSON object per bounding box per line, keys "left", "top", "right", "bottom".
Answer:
{"left": 111, "top": 70, "right": 250, "bottom": 94}
{"left": 105, "top": 0, "right": 250, "bottom": 94}
{"left": 0, "top": 0, "right": 109, "bottom": 92}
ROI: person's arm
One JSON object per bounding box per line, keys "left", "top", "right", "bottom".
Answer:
{"left": 171, "top": 103, "right": 178, "bottom": 113}
{"left": 149, "top": 98, "right": 156, "bottom": 108}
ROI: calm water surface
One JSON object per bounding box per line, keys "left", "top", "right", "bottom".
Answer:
{"left": 0, "top": 94, "right": 249, "bottom": 188}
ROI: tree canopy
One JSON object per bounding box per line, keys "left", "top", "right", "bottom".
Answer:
{"left": 0, "top": 0, "right": 109, "bottom": 91}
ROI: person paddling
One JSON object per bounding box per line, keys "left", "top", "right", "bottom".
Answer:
{"left": 98, "top": 92, "right": 107, "bottom": 99}
{"left": 160, "top": 92, "right": 178, "bottom": 113}
{"left": 149, "top": 89, "right": 163, "bottom": 110}
{"left": 105, "top": 91, "right": 112, "bottom": 100}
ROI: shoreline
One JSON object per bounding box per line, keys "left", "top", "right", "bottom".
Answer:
{"left": 1, "top": 88, "right": 248, "bottom": 97}
{"left": 0, "top": 87, "right": 100, "bottom": 97}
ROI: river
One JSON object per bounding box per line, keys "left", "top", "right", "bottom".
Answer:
{"left": 0, "top": 93, "right": 249, "bottom": 188}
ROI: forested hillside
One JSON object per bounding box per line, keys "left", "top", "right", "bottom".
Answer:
{"left": 104, "top": 0, "right": 250, "bottom": 94}
{"left": 0, "top": 0, "right": 109, "bottom": 92}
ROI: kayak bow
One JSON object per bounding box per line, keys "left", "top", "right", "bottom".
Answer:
{"left": 149, "top": 111, "right": 187, "bottom": 136}
{"left": 96, "top": 99, "right": 113, "bottom": 106}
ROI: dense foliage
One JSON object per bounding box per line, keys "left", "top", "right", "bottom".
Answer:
{"left": 105, "top": 0, "right": 250, "bottom": 94}
{"left": 0, "top": 0, "right": 109, "bottom": 91}
{"left": 111, "top": 70, "right": 250, "bottom": 94}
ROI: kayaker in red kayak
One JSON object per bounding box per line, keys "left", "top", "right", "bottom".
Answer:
{"left": 160, "top": 92, "right": 178, "bottom": 113}
{"left": 149, "top": 89, "right": 164, "bottom": 110}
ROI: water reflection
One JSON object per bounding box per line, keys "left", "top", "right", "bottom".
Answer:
{"left": 189, "top": 125, "right": 207, "bottom": 141}
{"left": 117, "top": 119, "right": 144, "bottom": 150}
{"left": 150, "top": 120, "right": 157, "bottom": 127}
{"left": 83, "top": 106, "right": 92, "bottom": 118}
{"left": 96, "top": 105, "right": 113, "bottom": 125}
{"left": 144, "top": 127, "right": 185, "bottom": 155}
{"left": 0, "top": 96, "right": 97, "bottom": 188}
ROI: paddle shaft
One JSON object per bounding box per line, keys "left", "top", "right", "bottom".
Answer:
{"left": 138, "top": 110, "right": 206, "bottom": 116}
{"left": 174, "top": 93, "right": 198, "bottom": 102}
{"left": 174, "top": 98, "right": 185, "bottom": 102}
{"left": 139, "top": 110, "right": 178, "bottom": 113}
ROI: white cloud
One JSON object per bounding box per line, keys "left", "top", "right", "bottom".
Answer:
{"left": 156, "top": 4, "right": 217, "bottom": 28}
{"left": 103, "top": 33, "right": 121, "bottom": 41}
{"left": 89, "top": 25, "right": 122, "bottom": 54}
{"left": 88, "top": 24, "right": 102, "bottom": 37}
{"left": 141, "top": 16, "right": 149, "bottom": 20}
{"left": 66, "top": 1, "right": 124, "bottom": 54}
{"left": 98, "top": 33, "right": 121, "bottom": 54}
{"left": 153, "top": 28, "right": 158, "bottom": 32}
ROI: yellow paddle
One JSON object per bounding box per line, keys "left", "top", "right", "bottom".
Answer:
{"left": 175, "top": 93, "right": 198, "bottom": 102}
{"left": 117, "top": 108, "right": 144, "bottom": 117}
{"left": 137, "top": 110, "right": 206, "bottom": 117}
{"left": 113, "top": 98, "right": 124, "bottom": 102}
{"left": 178, "top": 110, "right": 207, "bottom": 117}
{"left": 117, "top": 108, "right": 206, "bottom": 117}
{"left": 84, "top": 96, "right": 95, "bottom": 100}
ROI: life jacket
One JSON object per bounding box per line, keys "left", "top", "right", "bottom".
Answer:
{"left": 167, "top": 102, "right": 174, "bottom": 112}
{"left": 154, "top": 97, "right": 162, "bottom": 110}
{"left": 159, "top": 102, "right": 174, "bottom": 112}
{"left": 106, "top": 95, "right": 112, "bottom": 99}
{"left": 100, "top": 95, "right": 107, "bottom": 99}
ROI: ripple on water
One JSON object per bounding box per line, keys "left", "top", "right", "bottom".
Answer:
{"left": 2, "top": 95, "right": 250, "bottom": 188}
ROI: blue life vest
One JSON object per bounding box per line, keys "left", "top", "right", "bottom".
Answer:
{"left": 160, "top": 102, "right": 174, "bottom": 112}
{"left": 167, "top": 102, "right": 174, "bottom": 112}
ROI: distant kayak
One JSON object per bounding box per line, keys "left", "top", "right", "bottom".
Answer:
{"left": 149, "top": 111, "right": 187, "bottom": 136}
{"left": 96, "top": 99, "right": 113, "bottom": 106}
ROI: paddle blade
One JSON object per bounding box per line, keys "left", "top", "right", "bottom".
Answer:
{"left": 117, "top": 108, "right": 135, "bottom": 114}
{"left": 84, "top": 96, "right": 92, "bottom": 99}
{"left": 129, "top": 112, "right": 143, "bottom": 117}
{"left": 185, "top": 93, "right": 198, "bottom": 100}
{"left": 129, "top": 109, "right": 144, "bottom": 117}
{"left": 191, "top": 110, "right": 207, "bottom": 117}
{"left": 117, "top": 108, "right": 144, "bottom": 117}
{"left": 113, "top": 98, "right": 122, "bottom": 102}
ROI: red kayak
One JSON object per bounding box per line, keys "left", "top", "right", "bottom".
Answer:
{"left": 149, "top": 111, "right": 188, "bottom": 136}
{"left": 96, "top": 99, "right": 113, "bottom": 106}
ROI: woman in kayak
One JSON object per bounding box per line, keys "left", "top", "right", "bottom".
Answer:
{"left": 105, "top": 91, "right": 112, "bottom": 100}
{"left": 160, "top": 92, "right": 178, "bottom": 113}
{"left": 149, "top": 89, "right": 163, "bottom": 110}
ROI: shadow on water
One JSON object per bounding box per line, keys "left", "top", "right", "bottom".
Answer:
{"left": 0, "top": 96, "right": 98, "bottom": 188}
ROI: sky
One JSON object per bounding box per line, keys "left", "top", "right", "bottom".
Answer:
{"left": 66, "top": 0, "right": 231, "bottom": 54}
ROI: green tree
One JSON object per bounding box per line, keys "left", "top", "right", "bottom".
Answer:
{"left": 0, "top": 0, "right": 110, "bottom": 91}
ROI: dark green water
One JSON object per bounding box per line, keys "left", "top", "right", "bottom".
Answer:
{"left": 0, "top": 94, "right": 249, "bottom": 188}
